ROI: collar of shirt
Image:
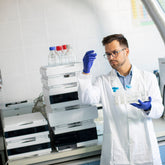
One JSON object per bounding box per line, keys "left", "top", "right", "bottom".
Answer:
{"left": 115, "top": 66, "right": 133, "bottom": 89}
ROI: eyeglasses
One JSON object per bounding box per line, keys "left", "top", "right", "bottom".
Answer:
{"left": 103, "top": 48, "right": 126, "bottom": 59}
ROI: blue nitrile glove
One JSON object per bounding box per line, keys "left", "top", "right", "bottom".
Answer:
{"left": 130, "top": 96, "right": 152, "bottom": 111}
{"left": 83, "top": 50, "right": 97, "bottom": 73}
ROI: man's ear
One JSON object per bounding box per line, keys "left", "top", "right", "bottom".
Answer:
{"left": 125, "top": 48, "right": 129, "bottom": 57}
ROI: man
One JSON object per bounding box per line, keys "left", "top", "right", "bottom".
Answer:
{"left": 78, "top": 34, "right": 164, "bottom": 165}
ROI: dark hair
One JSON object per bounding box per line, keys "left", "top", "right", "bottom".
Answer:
{"left": 102, "top": 34, "right": 129, "bottom": 48}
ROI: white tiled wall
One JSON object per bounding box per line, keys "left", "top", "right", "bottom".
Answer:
{"left": 0, "top": 0, "right": 165, "bottom": 104}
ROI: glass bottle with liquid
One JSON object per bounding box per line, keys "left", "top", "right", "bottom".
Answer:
{"left": 125, "top": 85, "right": 147, "bottom": 104}
{"left": 62, "top": 44, "right": 68, "bottom": 64}
{"left": 66, "top": 44, "right": 76, "bottom": 64}
{"left": 48, "top": 46, "right": 56, "bottom": 66}
{"left": 48, "top": 46, "right": 60, "bottom": 66}
{"left": 56, "top": 45, "right": 63, "bottom": 65}
{"left": 112, "top": 87, "right": 120, "bottom": 104}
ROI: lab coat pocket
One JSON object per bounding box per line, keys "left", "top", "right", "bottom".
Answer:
{"left": 131, "top": 139, "right": 153, "bottom": 163}
{"left": 130, "top": 122, "right": 153, "bottom": 164}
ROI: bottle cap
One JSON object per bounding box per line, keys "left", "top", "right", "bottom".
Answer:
{"left": 49, "top": 46, "right": 55, "bottom": 51}
{"left": 112, "top": 87, "right": 119, "bottom": 92}
{"left": 62, "top": 45, "right": 67, "bottom": 50}
{"left": 126, "top": 85, "right": 132, "bottom": 89}
{"left": 56, "top": 46, "right": 62, "bottom": 51}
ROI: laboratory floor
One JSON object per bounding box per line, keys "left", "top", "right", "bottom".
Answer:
{"left": 159, "top": 142, "right": 165, "bottom": 165}
{"left": 153, "top": 118, "right": 165, "bottom": 165}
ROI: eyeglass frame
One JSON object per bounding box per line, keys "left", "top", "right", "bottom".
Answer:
{"left": 103, "top": 48, "right": 126, "bottom": 59}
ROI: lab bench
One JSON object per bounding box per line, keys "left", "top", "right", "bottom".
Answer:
{"left": 153, "top": 118, "right": 165, "bottom": 138}
{"left": 7, "top": 144, "right": 101, "bottom": 165}
{"left": 6, "top": 118, "right": 165, "bottom": 165}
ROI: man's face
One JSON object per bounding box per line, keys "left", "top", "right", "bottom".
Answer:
{"left": 105, "top": 40, "right": 129, "bottom": 70}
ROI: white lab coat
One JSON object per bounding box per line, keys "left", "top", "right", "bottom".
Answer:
{"left": 78, "top": 66, "right": 164, "bottom": 165}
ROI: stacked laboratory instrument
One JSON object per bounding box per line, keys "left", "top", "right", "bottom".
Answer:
{"left": 4, "top": 112, "right": 51, "bottom": 160}
{"left": 40, "top": 62, "right": 98, "bottom": 151}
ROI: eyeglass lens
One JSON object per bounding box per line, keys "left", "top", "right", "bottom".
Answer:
{"left": 104, "top": 48, "right": 126, "bottom": 58}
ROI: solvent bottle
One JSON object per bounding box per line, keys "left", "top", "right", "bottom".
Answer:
{"left": 48, "top": 46, "right": 56, "bottom": 66}
{"left": 56, "top": 45, "right": 63, "bottom": 65}
{"left": 62, "top": 45, "right": 68, "bottom": 64}
{"left": 66, "top": 45, "right": 76, "bottom": 64}
{"left": 112, "top": 87, "right": 120, "bottom": 104}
